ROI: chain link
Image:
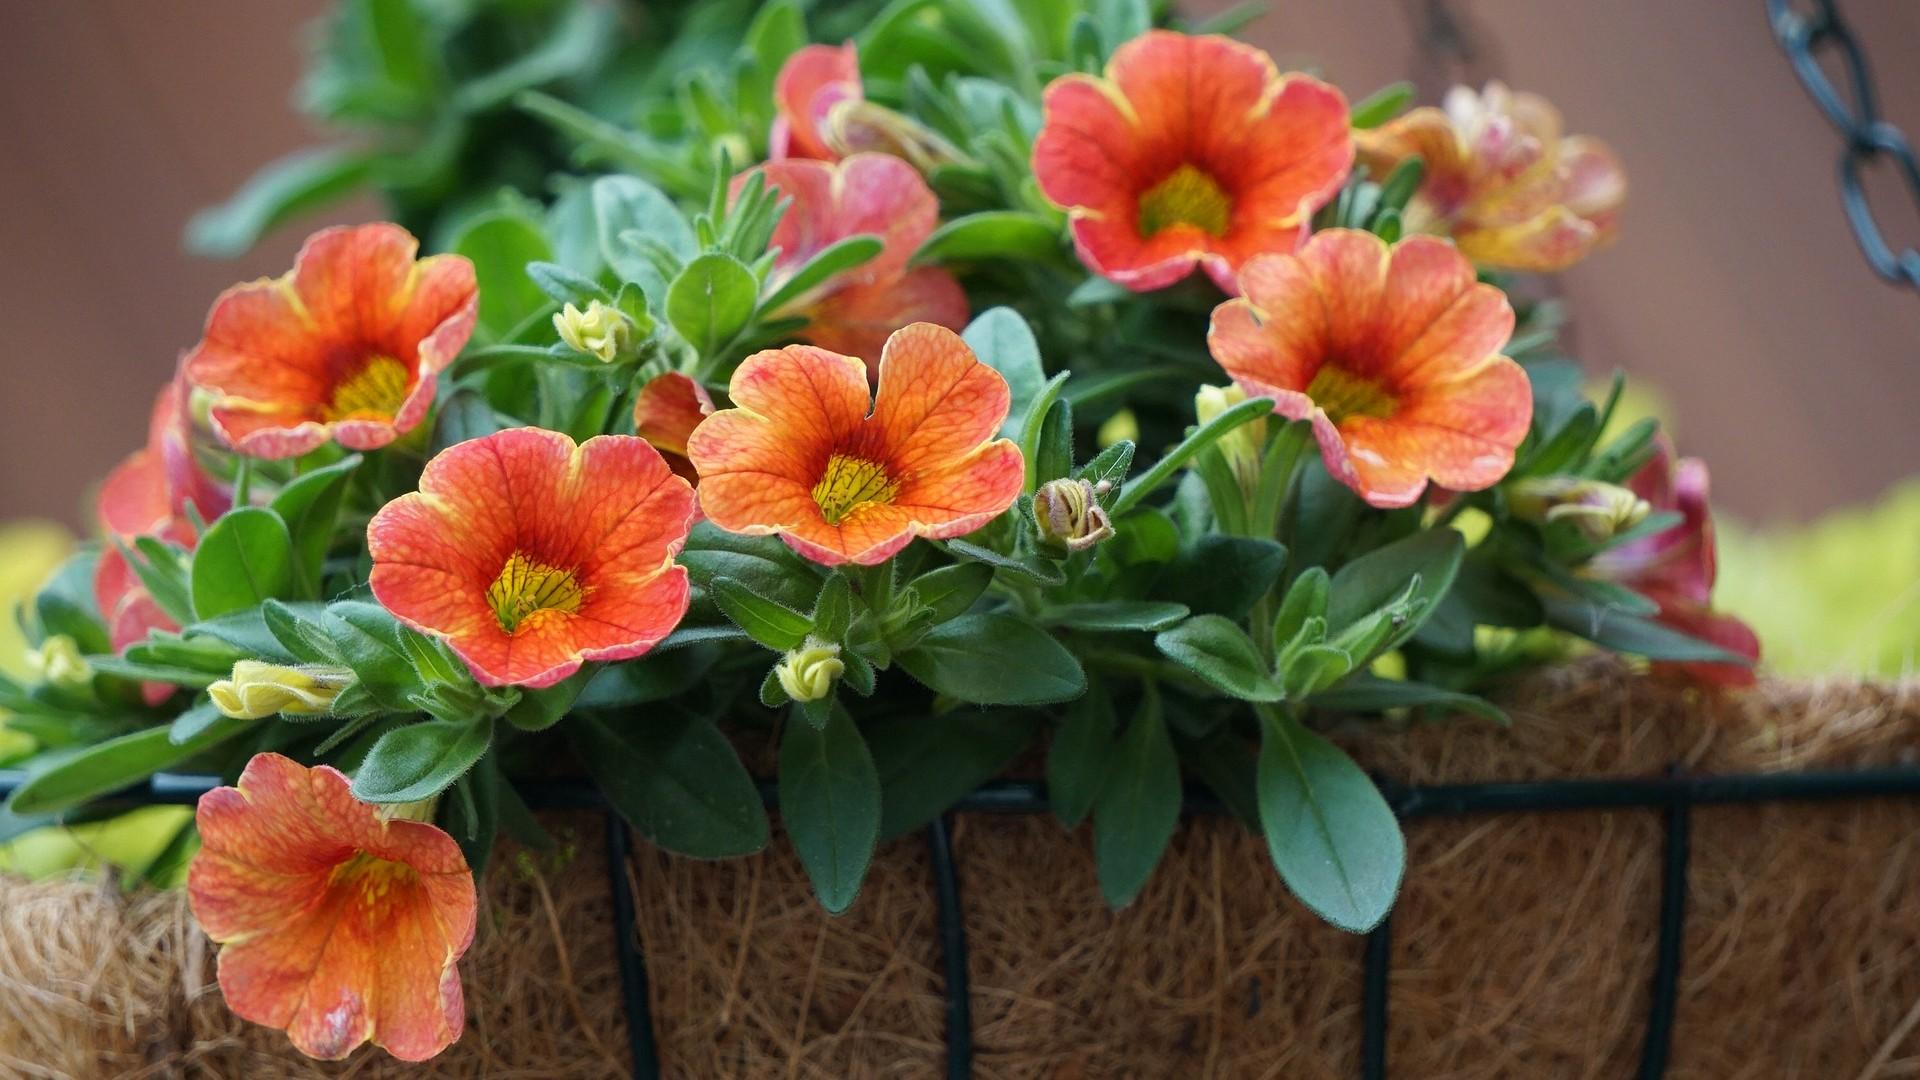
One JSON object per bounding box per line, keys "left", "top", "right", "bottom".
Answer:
{"left": 1767, "top": 0, "right": 1920, "bottom": 290}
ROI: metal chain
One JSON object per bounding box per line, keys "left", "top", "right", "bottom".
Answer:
{"left": 1767, "top": 0, "right": 1920, "bottom": 290}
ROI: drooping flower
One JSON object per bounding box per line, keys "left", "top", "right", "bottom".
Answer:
{"left": 776, "top": 641, "right": 844, "bottom": 702}
{"left": 1207, "top": 229, "right": 1532, "bottom": 508}
{"left": 632, "top": 372, "right": 715, "bottom": 485}
{"left": 208, "top": 661, "right": 355, "bottom": 719}
{"left": 771, "top": 42, "right": 862, "bottom": 161}
{"left": 188, "top": 753, "right": 477, "bottom": 1062}
{"left": 94, "top": 377, "right": 229, "bottom": 702}
{"left": 553, "top": 300, "right": 634, "bottom": 363}
{"left": 1592, "top": 442, "right": 1760, "bottom": 687}
{"left": 1032, "top": 478, "right": 1115, "bottom": 553}
{"left": 687, "top": 323, "right": 1024, "bottom": 566}
{"left": 183, "top": 223, "right": 478, "bottom": 459}
{"left": 742, "top": 154, "right": 967, "bottom": 367}
{"left": 367, "top": 428, "right": 695, "bottom": 688}
{"left": 1354, "top": 81, "right": 1626, "bottom": 272}
{"left": 1031, "top": 30, "right": 1352, "bottom": 294}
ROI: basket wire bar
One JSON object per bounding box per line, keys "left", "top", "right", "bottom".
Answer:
{"left": 7, "top": 764, "right": 1920, "bottom": 1078}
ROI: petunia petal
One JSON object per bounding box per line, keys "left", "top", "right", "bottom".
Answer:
{"left": 803, "top": 266, "right": 969, "bottom": 366}
{"left": 772, "top": 42, "right": 861, "bottom": 161}
{"left": 632, "top": 372, "right": 714, "bottom": 461}
{"left": 869, "top": 323, "right": 1012, "bottom": 475}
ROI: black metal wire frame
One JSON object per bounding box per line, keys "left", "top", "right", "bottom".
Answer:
{"left": 10, "top": 766, "right": 1920, "bottom": 1077}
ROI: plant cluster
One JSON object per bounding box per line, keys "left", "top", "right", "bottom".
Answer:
{"left": 3, "top": 0, "right": 1758, "bottom": 1062}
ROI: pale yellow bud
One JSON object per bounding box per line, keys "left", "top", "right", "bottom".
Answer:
{"left": 1194, "top": 384, "right": 1266, "bottom": 489}
{"left": 821, "top": 100, "right": 966, "bottom": 173}
{"left": 553, "top": 300, "right": 633, "bottom": 363}
{"left": 1033, "top": 478, "right": 1114, "bottom": 553}
{"left": 25, "top": 635, "right": 91, "bottom": 688}
{"left": 208, "top": 661, "right": 354, "bottom": 719}
{"left": 1509, "top": 476, "right": 1651, "bottom": 543}
{"left": 775, "top": 642, "right": 844, "bottom": 703}
{"left": 1097, "top": 408, "right": 1139, "bottom": 449}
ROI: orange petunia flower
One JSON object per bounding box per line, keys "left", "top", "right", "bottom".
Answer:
{"left": 1031, "top": 30, "right": 1352, "bottom": 294}
{"left": 188, "top": 753, "right": 477, "bottom": 1062}
{"left": 94, "top": 376, "right": 229, "bottom": 702}
{"left": 184, "top": 223, "right": 478, "bottom": 459}
{"left": 1592, "top": 441, "right": 1759, "bottom": 687}
{"left": 367, "top": 428, "right": 696, "bottom": 688}
{"left": 743, "top": 154, "right": 968, "bottom": 367}
{"left": 687, "top": 323, "right": 1024, "bottom": 566}
{"left": 632, "top": 371, "right": 714, "bottom": 485}
{"left": 770, "top": 42, "right": 861, "bottom": 161}
{"left": 1353, "top": 81, "right": 1626, "bottom": 272}
{"left": 1207, "top": 229, "right": 1532, "bottom": 508}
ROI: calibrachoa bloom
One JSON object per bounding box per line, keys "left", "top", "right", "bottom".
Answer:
{"left": 367, "top": 428, "right": 695, "bottom": 688}
{"left": 1207, "top": 229, "right": 1532, "bottom": 508}
{"left": 743, "top": 154, "right": 967, "bottom": 366}
{"left": 688, "top": 323, "right": 1024, "bottom": 566}
{"left": 1032, "top": 30, "right": 1352, "bottom": 294}
{"left": 1353, "top": 81, "right": 1627, "bottom": 272}
{"left": 184, "top": 223, "right": 478, "bottom": 459}
{"left": 770, "top": 42, "right": 861, "bottom": 160}
{"left": 632, "top": 371, "right": 715, "bottom": 485}
{"left": 188, "top": 753, "right": 476, "bottom": 1061}
{"left": 95, "top": 377, "right": 229, "bottom": 702}
{"left": 1592, "top": 442, "right": 1760, "bottom": 687}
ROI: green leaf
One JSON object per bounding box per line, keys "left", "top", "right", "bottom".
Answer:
{"left": 268, "top": 456, "right": 361, "bottom": 600}
{"left": 187, "top": 603, "right": 315, "bottom": 662}
{"left": 1017, "top": 373, "right": 1072, "bottom": 489}
{"left": 962, "top": 307, "right": 1046, "bottom": 439}
{"left": 682, "top": 522, "right": 824, "bottom": 611}
{"left": 711, "top": 577, "right": 812, "bottom": 651}
{"left": 1310, "top": 674, "right": 1509, "bottom": 725}
{"left": 944, "top": 539, "right": 1065, "bottom": 587}
{"left": 1039, "top": 601, "right": 1189, "bottom": 632}
{"left": 1032, "top": 396, "right": 1074, "bottom": 485}
{"left": 7, "top": 716, "right": 253, "bottom": 814}
{"left": 569, "top": 710, "right": 769, "bottom": 858}
{"left": 86, "top": 656, "right": 218, "bottom": 689}
{"left": 897, "top": 613, "right": 1086, "bottom": 705}
{"left": 866, "top": 710, "right": 1036, "bottom": 839}
{"left": 909, "top": 562, "right": 994, "bottom": 624}
{"left": 185, "top": 146, "right": 374, "bottom": 257}
{"left": 594, "top": 175, "right": 694, "bottom": 292}
{"left": 1110, "top": 397, "right": 1274, "bottom": 516}
{"left": 1155, "top": 615, "right": 1284, "bottom": 702}
{"left": 1349, "top": 81, "right": 1415, "bottom": 129}
{"left": 454, "top": 0, "right": 614, "bottom": 112}
{"left": 1544, "top": 598, "right": 1755, "bottom": 665}
{"left": 350, "top": 719, "right": 493, "bottom": 803}
{"left": 33, "top": 551, "right": 109, "bottom": 655}
{"left": 454, "top": 211, "right": 555, "bottom": 339}
{"left": 760, "top": 235, "right": 884, "bottom": 314}
{"left": 323, "top": 601, "right": 424, "bottom": 709}
{"left": 1152, "top": 536, "right": 1288, "bottom": 620}
{"left": 1075, "top": 440, "right": 1135, "bottom": 495}
{"left": 1174, "top": 726, "right": 1261, "bottom": 829}
{"left": 912, "top": 211, "right": 1059, "bottom": 266}
{"left": 1273, "top": 566, "right": 1331, "bottom": 649}
{"left": 503, "top": 668, "right": 594, "bottom": 732}
{"left": 1257, "top": 710, "right": 1404, "bottom": 932}
{"left": 121, "top": 537, "right": 196, "bottom": 628}
{"left": 1327, "top": 528, "right": 1464, "bottom": 655}
{"left": 667, "top": 252, "right": 758, "bottom": 357}
{"left": 1093, "top": 696, "right": 1181, "bottom": 907}
{"left": 1047, "top": 686, "right": 1116, "bottom": 828}
{"left": 780, "top": 705, "right": 881, "bottom": 913}
{"left": 526, "top": 260, "right": 613, "bottom": 306}
{"left": 190, "top": 508, "right": 295, "bottom": 620}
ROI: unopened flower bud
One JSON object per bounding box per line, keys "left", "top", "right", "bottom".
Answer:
{"left": 25, "top": 635, "right": 91, "bottom": 688}
{"left": 822, "top": 100, "right": 966, "bottom": 173}
{"left": 553, "top": 300, "right": 633, "bottom": 363}
{"left": 1033, "top": 478, "right": 1114, "bottom": 553}
{"left": 209, "top": 661, "right": 354, "bottom": 719}
{"left": 775, "top": 641, "right": 844, "bottom": 703}
{"left": 1097, "top": 408, "right": 1139, "bottom": 449}
{"left": 1194, "top": 384, "right": 1266, "bottom": 488}
{"left": 1509, "top": 476, "right": 1651, "bottom": 543}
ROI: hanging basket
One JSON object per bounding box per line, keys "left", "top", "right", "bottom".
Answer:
{"left": 5, "top": 658, "right": 1918, "bottom": 1079}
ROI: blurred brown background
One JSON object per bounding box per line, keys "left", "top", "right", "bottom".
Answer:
{"left": 0, "top": 1, "right": 1915, "bottom": 530}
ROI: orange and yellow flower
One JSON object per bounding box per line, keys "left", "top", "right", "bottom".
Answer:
{"left": 1031, "top": 30, "right": 1352, "bottom": 294}
{"left": 367, "top": 428, "right": 696, "bottom": 688}
{"left": 687, "top": 323, "right": 1024, "bottom": 566}
{"left": 1354, "top": 81, "right": 1626, "bottom": 272}
{"left": 770, "top": 42, "right": 862, "bottom": 160}
{"left": 1592, "top": 442, "right": 1760, "bottom": 687}
{"left": 188, "top": 753, "right": 477, "bottom": 1062}
{"left": 94, "top": 377, "right": 229, "bottom": 701}
{"left": 184, "top": 223, "right": 478, "bottom": 459}
{"left": 743, "top": 154, "right": 968, "bottom": 367}
{"left": 632, "top": 372, "right": 714, "bottom": 486}
{"left": 1207, "top": 229, "right": 1531, "bottom": 508}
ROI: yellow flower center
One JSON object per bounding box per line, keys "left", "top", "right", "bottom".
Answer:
{"left": 1138, "top": 163, "right": 1232, "bottom": 238}
{"left": 812, "top": 454, "right": 898, "bottom": 526}
{"left": 486, "top": 552, "right": 588, "bottom": 633}
{"left": 1307, "top": 366, "right": 1398, "bottom": 423}
{"left": 329, "top": 850, "right": 420, "bottom": 905}
{"left": 326, "top": 355, "right": 411, "bottom": 422}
